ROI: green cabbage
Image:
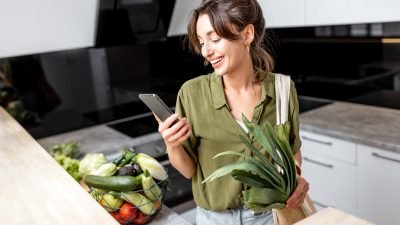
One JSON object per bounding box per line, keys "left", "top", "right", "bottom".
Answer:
{"left": 79, "top": 153, "right": 108, "bottom": 177}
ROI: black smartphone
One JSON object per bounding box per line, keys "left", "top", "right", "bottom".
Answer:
{"left": 139, "top": 94, "right": 175, "bottom": 122}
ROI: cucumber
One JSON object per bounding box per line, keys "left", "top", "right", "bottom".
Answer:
{"left": 84, "top": 175, "right": 142, "bottom": 192}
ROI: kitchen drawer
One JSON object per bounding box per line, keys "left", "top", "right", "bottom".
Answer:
{"left": 300, "top": 130, "right": 356, "bottom": 164}
{"left": 302, "top": 151, "right": 357, "bottom": 214}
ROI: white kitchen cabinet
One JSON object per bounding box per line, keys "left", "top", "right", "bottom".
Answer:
{"left": 167, "top": 0, "right": 202, "bottom": 36}
{"left": 259, "top": 0, "right": 306, "bottom": 28}
{"left": 300, "top": 130, "right": 357, "bottom": 214}
{"left": 0, "top": 0, "right": 98, "bottom": 58}
{"left": 357, "top": 144, "right": 400, "bottom": 225}
{"left": 167, "top": 0, "right": 306, "bottom": 36}
{"left": 305, "top": 0, "right": 400, "bottom": 26}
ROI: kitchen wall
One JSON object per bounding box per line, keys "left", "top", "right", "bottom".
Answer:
{"left": 1, "top": 21, "right": 400, "bottom": 138}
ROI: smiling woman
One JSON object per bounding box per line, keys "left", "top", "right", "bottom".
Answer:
{"left": 186, "top": 0, "right": 274, "bottom": 80}
{"left": 153, "top": 1, "right": 309, "bottom": 225}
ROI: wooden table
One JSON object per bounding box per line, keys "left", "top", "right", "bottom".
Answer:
{"left": 295, "top": 207, "right": 375, "bottom": 225}
{"left": 0, "top": 107, "right": 119, "bottom": 225}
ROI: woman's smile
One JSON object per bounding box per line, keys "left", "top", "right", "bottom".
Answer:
{"left": 210, "top": 56, "right": 224, "bottom": 68}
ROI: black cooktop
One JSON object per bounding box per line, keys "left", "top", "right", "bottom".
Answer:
{"left": 348, "top": 90, "right": 400, "bottom": 110}
{"left": 296, "top": 81, "right": 379, "bottom": 101}
{"left": 298, "top": 97, "right": 333, "bottom": 113}
{"left": 107, "top": 115, "right": 159, "bottom": 138}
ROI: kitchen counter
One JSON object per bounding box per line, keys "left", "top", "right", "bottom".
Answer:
{"left": 37, "top": 124, "right": 135, "bottom": 155}
{"left": 300, "top": 101, "right": 400, "bottom": 153}
{"left": 295, "top": 207, "right": 374, "bottom": 225}
{"left": 0, "top": 107, "right": 191, "bottom": 225}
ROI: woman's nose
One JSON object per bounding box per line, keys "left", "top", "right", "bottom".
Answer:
{"left": 202, "top": 42, "right": 213, "bottom": 56}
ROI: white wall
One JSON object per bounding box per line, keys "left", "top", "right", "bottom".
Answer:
{"left": 0, "top": 0, "right": 99, "bottom": 58}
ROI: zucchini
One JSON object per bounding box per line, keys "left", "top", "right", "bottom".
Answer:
{"left": 84, "top": 175, "right": 142, "bottom": 192}
{"left": 121, "top": 192, "right": 156, "bottom": 215}
{"left": 142, "top": 170, "right": 162, "bottom": 201}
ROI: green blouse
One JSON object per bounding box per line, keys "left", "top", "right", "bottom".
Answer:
{"left": 175, "top": 72, "right": 301, "bottom": 211}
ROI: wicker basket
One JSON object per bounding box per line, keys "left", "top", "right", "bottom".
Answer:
{"left": 89, "top": 179, "right": 168, "bottom": 225}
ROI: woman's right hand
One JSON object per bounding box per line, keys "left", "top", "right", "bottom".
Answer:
{"left": 155, "top": 113, "right": 192, "bottom": 150}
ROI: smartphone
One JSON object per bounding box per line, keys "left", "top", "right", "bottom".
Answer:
{"left": 139, "top": 94, "right": 175, "bottom": 122}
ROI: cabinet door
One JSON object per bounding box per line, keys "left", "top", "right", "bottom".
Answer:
{"left": 306, "top": 0, "right": 400, "bottom": 26}
{"left": 302, "top": 151, "right": 357, "bottom": 214}
{"left": 260, "top": 0, "right": 306, "bottom": 28}
{"left": 358, "top": 145, "right": 400, "bottom": 225}
{"left": 0, "top": 0, "right": 98, "bottom": 58}
{"left": 300, "top": 130, "right": 357, "bottom": 214}
{"left": 300, "top": 130, "right": 356, "bottom": 164}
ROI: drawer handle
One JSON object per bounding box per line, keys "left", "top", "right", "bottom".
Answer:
{"left": 313, "top": 200, "right": 329, "bottom": 208}
{"left": 372, "top": 152, "right": 400, "bottom": 164}
{"left": 302, "top": 136, "right": 332, "bottom": 146}
{"left": 304, "top": 157, "right": 334, "bottom": 168}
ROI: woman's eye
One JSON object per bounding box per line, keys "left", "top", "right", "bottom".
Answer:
{"left": 199, "top": 42, "right": 204, "bottom": 47}
{"left": 211, "top": 38, "right": 220, "bottom": 43}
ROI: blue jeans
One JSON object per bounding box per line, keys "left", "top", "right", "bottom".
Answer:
{"left": 196, "top": 206, "right": 274, "bottom": 225}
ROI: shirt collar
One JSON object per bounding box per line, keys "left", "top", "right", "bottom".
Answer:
{"left": 210, "top": 71, "right": 275, "bottom": 110}
{"left": 210, "top": 73, "right": 226, "bottom": 109}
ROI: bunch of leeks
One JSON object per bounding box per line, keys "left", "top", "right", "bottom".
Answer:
{"left": 203, "top": 115, "right": 296, "bottom": 213}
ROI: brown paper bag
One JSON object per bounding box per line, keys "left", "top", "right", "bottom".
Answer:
{"left": 272, "top": 194, "right": 317, "bottom": 225}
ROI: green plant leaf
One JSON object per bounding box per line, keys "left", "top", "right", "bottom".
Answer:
{"left": 202, "top": 161, "right": 285, "bottom": 193}
{"left": 215, "top": 147, "right": 284, "bottom": 187}
{"left": 231, "top": 169, "right": 272, "bottom": 188}
{"left": 242, "top": 115, "right": 285, "bottom": 169}
{"left": 274, "top": 124, "right": 296, "bottom": 193}
{"left": 243, "top": 187, "right": 289, "bottom": 205}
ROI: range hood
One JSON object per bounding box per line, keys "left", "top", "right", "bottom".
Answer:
{"left": 167, "top": 0, "right": 202, "bottom": 37}
{"left": 95, "top": 0, "right": 175, "bottom": 47}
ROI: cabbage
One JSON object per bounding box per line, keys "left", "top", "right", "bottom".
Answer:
{"left": 79, "top": 153, "right": 108, "bottom": 177}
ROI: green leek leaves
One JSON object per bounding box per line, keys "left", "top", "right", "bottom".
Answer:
{"left": 202, "top": 115, "right": 297, "bottom": 212}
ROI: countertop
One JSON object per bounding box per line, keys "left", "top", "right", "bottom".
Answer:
{"left": 300, "top": 101, "right": 400, "bottom": 153}
{"left": 295, "top": 207, "right": 374, "bottom": 225}
{"left": 0, "top": 107, "right": 118, "bottom": 225}
{"left": 0, "top": 107, "right": 191, "bottom": 225}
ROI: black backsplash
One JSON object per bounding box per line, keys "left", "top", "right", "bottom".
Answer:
{"left": 2, "top": 26, "right": 399, "bottom": 138}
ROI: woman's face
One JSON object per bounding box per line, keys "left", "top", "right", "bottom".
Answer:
{"left": 196, "top": 14, "right": 249, "bottom": 77}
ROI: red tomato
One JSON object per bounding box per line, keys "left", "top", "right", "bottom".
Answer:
{"left": 119, "top": 202, "right": 138, "bottom": 221}
{"left": 134, "top": 211, "right": 149, "bottom": 225}
{"left": 111, "top": 211, "right": 126, "bottom": 225}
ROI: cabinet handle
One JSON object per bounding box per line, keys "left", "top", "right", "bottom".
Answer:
{"left": 304, "top": 157, "right": 334, "bottom": 168}
{"left": 302, "top": 136, "right": 332, "bottom": 146}
{"left": 313, "top": 200, "right": 329, "bottom": 208}
{"left": 372, "top": 152, "right": 400, "bottom": 164}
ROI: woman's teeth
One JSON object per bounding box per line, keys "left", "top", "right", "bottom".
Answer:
{"left": 210, "top": 57, "right": 223, "bottom": 64}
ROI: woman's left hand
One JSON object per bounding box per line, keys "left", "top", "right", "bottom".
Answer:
{"left": 285, "top": 176, "right": 309, "bottom": 209}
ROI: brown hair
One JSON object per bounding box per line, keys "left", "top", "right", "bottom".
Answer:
{"left": 187, "top": 0, "right": 274, "bottom": 80}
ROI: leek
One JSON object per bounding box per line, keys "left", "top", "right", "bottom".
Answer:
{"left": 203, "top": 115, "right": 297, "bottom": 213}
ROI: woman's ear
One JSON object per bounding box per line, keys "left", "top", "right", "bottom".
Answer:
{"left": 243, "top": 24, "right": 255, "bottom": 46}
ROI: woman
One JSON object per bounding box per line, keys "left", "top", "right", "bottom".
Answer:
{"left": 156, "top": 0, "right": 309, "bottom": 224}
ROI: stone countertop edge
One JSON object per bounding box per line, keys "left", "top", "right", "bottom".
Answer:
{"left": 150, "top": 206, "right": 192, "bottom": 225}
{"left": 299, "top": 101, "right": 400, "bottom": 154}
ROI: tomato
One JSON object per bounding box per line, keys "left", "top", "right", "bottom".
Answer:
{"left": 111, "top": 211, "right": 126, "bottom": 225}
{"left": 119, "top": 202, "right": 138, "bottom": 221}
{"left": 134, "top": 211, "right": 149, "bottom": 225}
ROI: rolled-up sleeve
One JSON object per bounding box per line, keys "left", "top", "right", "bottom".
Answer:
{"left": 175, "top": 87, "right": 199, "bottom": 162}
{"left": 288, "top": 80, "right": 302, "bottom": 154}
